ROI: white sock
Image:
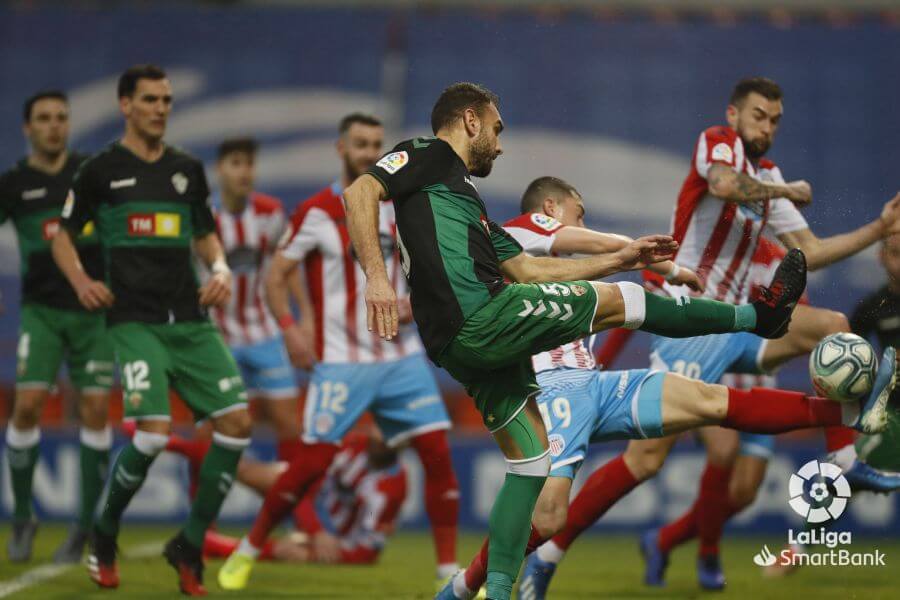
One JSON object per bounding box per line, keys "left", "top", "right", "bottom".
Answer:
{"left": 536, "top": 540, "right": 565, "bottom": 564}
{"left": 829, "top": 443, "right": 858, "bottom": 470}
{"left": 5, "top": 425, "right": 40, "bottom": 449}
{"left": 437, "top": 562, "right": 459, "bottom": 580}
{"left": 80, "top": 426, "right": 113, "bottom": 450}
{"left": 451, "top": 571, "right": 474, "bottom": 599}
{"left": 236, "top": 536, "right": 260, "bottom": 559}
{"left": 615, "top": 282, "right": 646, "bottom": 329}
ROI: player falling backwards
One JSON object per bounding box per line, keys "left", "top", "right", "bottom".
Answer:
{"left": 2, "top": 90, "right": 113, "bottom": 563}
{"left": 218, "top": 113, "right": 460, "bottom": 592}
{"left": 437, "top": 176, "right": 898, "bottom": 600}
{"left": 521, "top": 76, "right": 900, "bottom": 597}
{"left": 208, "top": 137, "right": 301, "bottom": 453}
{"left": 52, "top": 64, "right": 252, "bottom": 596}
{"left": 342, "top": 82, "right": 893, "bottom": 600}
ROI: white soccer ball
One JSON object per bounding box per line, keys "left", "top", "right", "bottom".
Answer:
{"left": 809, "top": 333, "right": 877, "bottom": 403}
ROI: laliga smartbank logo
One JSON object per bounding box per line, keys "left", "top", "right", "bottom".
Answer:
{"left": 752, "top": 460, "right": 886, "bottom": 568}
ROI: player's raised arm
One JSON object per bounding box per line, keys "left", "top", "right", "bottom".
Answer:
{"left": 194, "top": 232, "right": 233, "bottom": 307}
{"left": 500, "top": 234, "right": 678, "bottom": 284}
{"left": 776, "top": 192, "right": 900, "bottom": 271}
{"left": 344, "top": 173, "right": 398, "bottom": 340}
{"left": 707, "top": 163, "right": 811, "bottom": 206}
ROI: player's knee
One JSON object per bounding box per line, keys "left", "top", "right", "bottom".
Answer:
{"left": 822, "top": 310, "right": 850, "bottom": 336}
{"left": 12, "top": 389, "right": 46, "bottom": 428}
{"left": 215, "top": 408, "right": 253, "bottom": 439}
{"left": 533, "top": 499, "right": 567, "bottom": 538}
{"left": 133, "top": 429, "right": 169, "bottom": 456}
{"left": 694, "top": 381, "right": 729, "bottom": 422}
{"left": 79, "top": 394, "right": 109, "bottom": 429}
{"left": 590, "top": 282, "right": 627, "bottom": 331}
{"left": 625, "top": 448, "right": 667, "bottom": 480}
{"left": 729, "top": 480, "right": 759, "bottom": 511}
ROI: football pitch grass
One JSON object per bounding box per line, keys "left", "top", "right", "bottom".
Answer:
{"left": 1, "top": 525, "right": 898, "bottom": 599}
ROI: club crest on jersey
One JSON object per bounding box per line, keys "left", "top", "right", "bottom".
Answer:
{"left": 171, "top": 172, "right": 188, "bottom": 194}
{"left": 376, "top": 151, "right": 409, "bottom": 175}
{"left": 531, "top": 213, "right": 562, "bottom": 232}
{"left": 571, "top": 284, "right": 587, "bottom": 296}
{"left": 710, "top": 142, "right": 734, "bottom": 164}
{"left": 548, "top": 434, "right": 566, "bottom": 457}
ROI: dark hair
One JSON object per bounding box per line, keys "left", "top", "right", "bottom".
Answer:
{"left": 217, "top": 137, "right": 259, "bottom": 161}
{"left": 339, "top": 113, "right": 382, "bottom": 134}
{"left": 118, "top": 64, "right": 167, "bottom": 98}
{"left": 730, "top": 77, "right": 783, "bottom": 106}
{"left": 23, "top": 90, "right": 67, "bottom": 122}
{"left": 520, "top": 176, "right": 580, "bottom": 214}
{"left": 430, "top": 82, "right": 500, "bottom": 134}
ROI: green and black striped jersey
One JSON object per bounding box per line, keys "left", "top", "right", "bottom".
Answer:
{"left": 0, "top": 153, "right": 103, "bottom": 310}
{"left": 61, "top": 142, "right": 216, "bottom": 325}
{"left": 366, "top": 137, "right": 522, "bottom": 359}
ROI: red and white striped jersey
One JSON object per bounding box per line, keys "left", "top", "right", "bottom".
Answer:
{"left": 279, "top": 182, "right": 422, "bottom": 363}
{"left": 504, "top": 213, "right": 596, "bottom": 373}
{"left": 664, "top": 126, "right": 808, "bottom": 304}
{"left": 300, "top": 436, "right": 407, "bottom": 561}
{"left": 210, "top": 192, "right": 285, "bottom": 346}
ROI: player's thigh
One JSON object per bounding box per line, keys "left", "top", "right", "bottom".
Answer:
{"left": 493, "top": 394, "right": 549, "bottom": 460}
{"left": 63, "top": 309, "right": 115, "bottom": 397}
{"left": 302, "top": 362, "right": 377, "bottom": 444}
{"left": 533, "top": 476, "right": 573, "bottom": 537}
{"left": 658, "top": 372, "right": 729, "bottom": 433}
{"left": 697, "top": 426, "right": 741, "bottom": 465}
{"left": 168, "top": 321, "right": 249, "bottom": 424}
{"left": 372, "top": 354, "right": 450, "bottom": 447}
{"left": 442, "top": 281, "right": 596, "bottom": 372}
{"left": 110, "top": 322, "right": 173, "bottom": 421}
{"left": 16, "top": 304, "right": 65, "bottom": 394}
{"left": 622, "top": 435, "right": 679, "bottom": 481}
{"left": 588, "top": 282, "right": 628, "bottom": 331}
{"left": 243, "top": 336, "right": 298, "bottom": 402}
{"left": 760, "top": 305, "right": 850, "bottom": 371}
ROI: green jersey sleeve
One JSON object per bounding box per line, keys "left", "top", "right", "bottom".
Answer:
{"left": 190, "top": 162, "right": 216, "bottom": 237}
{"left": 61, "top": 162, "right": 97, "bottom": 233}
{"left": 366, "top": 138, "right": 454, "bottom": 201}
{"left": 488, "top": 218, "right": 523, "bottom": 262}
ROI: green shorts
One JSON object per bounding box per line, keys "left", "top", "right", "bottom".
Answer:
{"left": 857, "top": 413, "right": 900, "bottom": 472}
{"left": 17, "top": 303, "right": 114, "bottom": 392}
{"left": 110, "top": 320, "right": 247, "bottom": 421}
{"left": 437, "top": 281, "right": 597, "bottom": 431}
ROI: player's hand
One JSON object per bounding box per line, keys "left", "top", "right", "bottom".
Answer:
{"left": 284, "top": 320, "right": 317, "bottom": 370}
{"left": 397, "top": 296, "right": 413, "bottom": 326}
{"left": 198, "top": 271, "right": 232, "bottom": 307}
{"left": 272, "top": 537, "right": 312, "bottom": 563}
{"left": 878, "top": 192, "right": 900, "bottom": 235}
{"left": 74, "top": 277, "right": 114, "bottom": 310}
{"left": 312, "top": 531, "right": 341, "bottom": 564}
{"left": 615, "top": 235, "right": 678, "bottom": 271}
{"left": 784, "top": 180, "right": 812, "bottom": 206}
{"left": 365, "top": 276, "right": 398, "bottom": 340}
{"left": 670, "top": 267, "right": 705, "bottom": 293}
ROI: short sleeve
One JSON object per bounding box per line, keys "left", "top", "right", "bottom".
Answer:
{"left": 366, "top": 138, "right": 452, "bottom": 201}
{"left": 279, "top": 203, "right": 326, "bottom": 261}
{"left": 61, "top": 163, "right": 98, "bottom": 233}
{"left": 763, "top": 166, "right": 808, "bottom": 235}
{"left": 503, "top": 213, "right": 563, "bottom": 256}
{"left": 694, "top": 127, "right": 743, "bottom": 179}
{"left": 190, "top": 163, "right": 216, "bottom": 237}
{"left": 488, "top": 219, "right": 523, "bottom": 262}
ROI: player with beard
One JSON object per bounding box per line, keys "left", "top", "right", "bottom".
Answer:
{"left": 521, "top": 77, "right": 900, "bottom": 597}
{"left": 1, "top": 91, "right": 113, "bottom": 563}
{"left": 337, "top": 82, "right": 865, "bottom": 600}
{"left": 218, "top": 114, "right": 461, "bottom": 591}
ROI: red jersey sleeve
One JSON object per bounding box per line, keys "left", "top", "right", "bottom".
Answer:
{"left": 502, "top": 213, "right": 564, "bottom": 256}
{"left": 694, "top": 126, "right": 743, "bottom": 179}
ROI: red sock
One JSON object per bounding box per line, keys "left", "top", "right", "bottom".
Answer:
{"left": 203, "top": 530, "right": 275, "bottom": 560}
{"left": 166, "top": 435, "right": 211, "bottom": 499}
{"left": 721, "top": 387, "right": 844, "bottom": 433}
{"left": 247, "top": 442, "right": 337, "bottom": 549}
{"left": 696, "top": 462, "right": 733, "bottom": 557}
{"left": 464, "top": 525, "right": 543, "bottom": 590}
{"left": 277, "top": 439, "right": 304, "bottom": 462}
{"left": 551, "top": 455, "right": 640, "bottom": 550}
{"left": 657, "top": 502, "right": 699, "bottom": 553}
{"left": 824, "top": 426, "right": 856, "bottom": 452}
{"left": 411, "top": 430, "right": 459, "bottom": 567}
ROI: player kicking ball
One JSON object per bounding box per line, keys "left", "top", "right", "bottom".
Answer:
{"left": 436, "top": 177, "right": 898, "bottom": 600}
{"left": 343, "top": 82, "right": 866, "bottom": 600}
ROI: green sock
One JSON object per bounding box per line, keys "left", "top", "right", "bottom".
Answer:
{"left": 96, "top": 443, "right": 155, "bottom": 536}
{"left": 182, "top": 440, "right": 244, "bottom": 548}
{"left": 486, "top": 473, "right": 546, "bottom": 600}
{"left": 639, "top": 292, "right": 756, "bottom": 338}
{"left": 6, "top": 438, "right": 39, "bottom": 521}
{"left": 78, "top": 440, "right": 111, "bottom": 530}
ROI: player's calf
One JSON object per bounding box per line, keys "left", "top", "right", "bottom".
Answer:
{"left": 531, "top": 477, "right": 572, "bottom": 539}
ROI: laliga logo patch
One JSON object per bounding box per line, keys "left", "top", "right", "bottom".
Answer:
{"left": 710, "top": 142, "right": 734, "bottom": 164}
{"left": 548, "top": 433, "right": 566, "bottom": 457}
{"left": 376, "top": 151, "right": 409, "bottom": 175}
{"left": 530, "top": 213, "right": 562, "bottom": 232}
{"left": 171, "top": 172, "right": 188, "bottom": 195}
{"left": 788, "top": 459, "right": 851, "bottom": 523}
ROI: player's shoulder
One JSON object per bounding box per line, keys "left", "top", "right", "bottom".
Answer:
{"left": 77, "top": 142, "right": 122, "bottom": 173}
{"left": 250, "top": 191, "right": 283, "bottom": 214}
{"left": 164, "top": 144, "right": 204, "bottom": 169}
{"left": 503, "top": 212, "right": 563, "bottom": 236}
{"left": 376, "top": 137, "right": 455, "bottom": 172}
{"left": 0, "top": 158, "right": 26, "bottom": 185}
{"left": 290, "top": 186, "right": 342, "bottom": 224}
{"left": 757, "top": 157, "right": 780, "bottom": 171}
{"left": 700, "top": 125, "right": 739, "bottom": 143}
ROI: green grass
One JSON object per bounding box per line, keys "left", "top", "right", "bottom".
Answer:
{"left": 1, "top": 525, "right": 898, "bottom": 598}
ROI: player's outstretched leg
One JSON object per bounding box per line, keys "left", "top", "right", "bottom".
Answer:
{"left": 593, "top": 248, "right": 807, "bottom": 340}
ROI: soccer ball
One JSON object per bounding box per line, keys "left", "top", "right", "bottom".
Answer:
{"left": 809, "top": 333, "right": 877, "bottom": 402}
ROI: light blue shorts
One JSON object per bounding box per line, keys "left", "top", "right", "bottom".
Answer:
{"left": 537, "top": 368, "right": 666, "bottom": 479}
{"left": 303, "top": 353, "right": 450, "bottom": 447}
{"left": 230, "top": 335, "right": 297, "bottom": 399}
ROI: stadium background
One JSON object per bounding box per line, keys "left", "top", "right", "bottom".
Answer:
{"left": 1, "top": 2, "right": 899, "bottom": 535}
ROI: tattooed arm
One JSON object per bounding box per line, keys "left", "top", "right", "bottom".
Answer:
{"left": 706, "top": 163, "right": 811, "bottom": 206}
